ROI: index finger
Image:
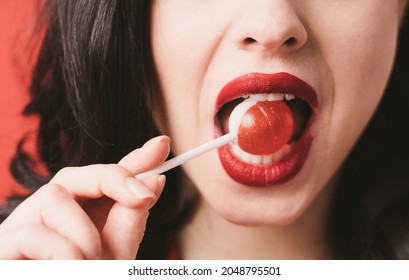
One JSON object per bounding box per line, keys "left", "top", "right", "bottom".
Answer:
{"left": 48, "top": 136, "right": 170, "bottom": 207}
{"left": 118, "top": 135, "right": 171, "bottom": 173}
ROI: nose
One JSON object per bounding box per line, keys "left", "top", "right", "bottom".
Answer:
{"left": 230, "top": 0, "right": 308, "bottom": 54}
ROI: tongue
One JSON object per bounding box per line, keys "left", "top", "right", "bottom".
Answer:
{"left": 222, "top": 99, "right": 294, "bottom": 155}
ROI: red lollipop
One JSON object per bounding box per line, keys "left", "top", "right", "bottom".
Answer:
{"left": 237, "top": 101, "right": 294, "bottom": 155}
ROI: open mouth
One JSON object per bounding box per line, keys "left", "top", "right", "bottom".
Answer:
{"left": 217, "top": 93, "right": 311, "bottom": 165}
{"left": 214, "top": 72, "right": 318, "bottom": 186}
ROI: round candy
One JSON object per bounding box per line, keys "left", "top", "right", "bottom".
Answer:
{"left": 237, "top": 101, "right": 294, "bottom": 155}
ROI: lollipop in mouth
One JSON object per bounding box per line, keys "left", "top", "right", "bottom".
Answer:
{"left": 230, "top": 98, "right": 294, "bottom": 156}
{"left": 221, "top": 92, "right": 299, "bottom": 166}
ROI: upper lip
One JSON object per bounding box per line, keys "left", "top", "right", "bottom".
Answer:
{"left": 215, "top": 72, "right": 319, "bottom": 114}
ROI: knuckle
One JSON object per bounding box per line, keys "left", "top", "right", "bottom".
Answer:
{"left": 107, "top": 163, "right": 130, "bottom": 175}
{"left": 51, "top": 167, "right": 76, "bottom": 182}
{"left": 22, "top": 223, "right": 46, "bottom": 236}
{"left": 99, "top": 164, "right": 132, "bottom": 183}
{"left": 21, "top": 224, "right": 85, "bottom": 260}
{"left": 59, "top": 242, "right": 84, "bottom": 260}
{"left": 37, "top": 183, "right": 70, "bottom": 199}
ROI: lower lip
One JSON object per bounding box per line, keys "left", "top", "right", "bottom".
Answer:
{"left": 217, "top": 130, "right": 313, "bottom": 187}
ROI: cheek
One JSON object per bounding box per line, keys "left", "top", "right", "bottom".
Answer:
{"left": 150, "top": 15, "right": 198, "bottom": 152}
{"left": 150, "top": 3, "right": 221, "bottom": 154}
{"left": 314, "top": 3, "right": 399, "bottom": 97}
{"left": 333, "top": 33, "right": 396, "bottom": 151}
{"left": 150, "top": 1, "right": 221, "bottom": 99}
{"left": 316, "top": 5, "right": 399, "bottom": 160}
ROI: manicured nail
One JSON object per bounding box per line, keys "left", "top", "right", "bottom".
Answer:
{"left": 148, "top": 175, "right": 166, "bottom": 209}
{"left": 143, "top": 135, "right": 170, "bottom": 147}
{"left": 157, "top": 175, "right": 166, "bottom": 189}
{"left": 126, "top": 177, "right": 155, "bottom": 199}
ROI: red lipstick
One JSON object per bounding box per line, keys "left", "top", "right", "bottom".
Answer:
{"left": 215, "top": 72, "right": 318, "bottom": 186}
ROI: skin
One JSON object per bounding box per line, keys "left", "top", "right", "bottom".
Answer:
{"left": 0, "top": 136, "right": 170, "bottom": 259}
{"left": 0, "top": 0, "right": 406, "bottom": 260}
{"left": 151, "top": 0, "right": 405, "bottom": 258}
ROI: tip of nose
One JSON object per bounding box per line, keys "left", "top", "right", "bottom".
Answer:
{"left": 234, "top": 6, "right": 309, "bottom": 54}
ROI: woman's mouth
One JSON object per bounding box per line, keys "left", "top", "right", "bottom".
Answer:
{"left": 214, "top": 72, "right": 319, "bottom": 186}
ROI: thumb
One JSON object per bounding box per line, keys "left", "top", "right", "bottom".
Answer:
{"left": 101, "top": 175, "right": 166, "bottom": 259}
{"left": 100, "top": 135, "right": 169, "bottom": 259}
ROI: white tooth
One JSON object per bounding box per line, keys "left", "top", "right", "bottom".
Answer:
{"left": 231, "top": 142, "right": 294, "bottom": 164}
{"left": 234, "top": 145, "right": 258, "bottom": 164}
{"left": 232, "top": 143, "right": 242, "bottom": 155}
{"left": 248, "top": 93, "right": 269, "bottom": 101}
{"left": 285, "top": 94, "right": 295, "bottom": 101}
{"left": 241, "top": 149, "right": 254, "bottom": 159}
{"left": 251, "top": 155, "right": 263, "bottom": 165}
{"left": 242, "top": 94, "right": 250, "bottom": 98}
{"left": 232, "top": 144, "right": 243, "bottom": 159}
{"left": 240, "top": 151, "right": 252, "bottom": 163}
{"left": 262, "top": 154, "right": 273, "bottom": 165}
{"left": 267, "top": 93, "right": 285, "bottom": 101}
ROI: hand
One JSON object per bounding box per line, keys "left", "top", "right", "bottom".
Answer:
{"left": 0, "top": 135, "right": 171, "bottom": 259}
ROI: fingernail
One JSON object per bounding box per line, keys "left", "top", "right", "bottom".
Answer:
{"left": 143, "top": 135, "right": 170, "bottom": 147}
{"left": 158, "top": 175, "right": 166, "bottom": 189}
{"left": 126, "top": 177, "right": 155, "bottom": 199}
{"left": 148, "top": 175, "right": 166, "bottom": 209}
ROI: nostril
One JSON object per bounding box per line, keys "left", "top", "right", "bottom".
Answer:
{"left": 242, "top": 36, "right": 300, "bottom": 50}
{"left": 244, "top": 37, "right": 257, "bottom": 44}
{"left": 285, "top": 37, "right": 297, "bottom": 46}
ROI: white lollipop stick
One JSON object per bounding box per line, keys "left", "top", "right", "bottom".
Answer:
{"left": 135, "top": 132, "right": 237, "bottom": 179}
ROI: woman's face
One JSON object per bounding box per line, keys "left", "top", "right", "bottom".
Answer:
{"left": 151, "top": 0, "right": 404, "bottom": 225}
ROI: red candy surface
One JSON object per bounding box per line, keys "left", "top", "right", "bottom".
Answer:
{"left": 237, "top": 101, "right": 294, "bottom": 155}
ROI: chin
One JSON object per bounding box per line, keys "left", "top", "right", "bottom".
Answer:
{"left": 211, "top": 186, "right": 314, "bottom": 227}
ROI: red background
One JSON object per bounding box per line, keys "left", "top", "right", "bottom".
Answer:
{"left": 0, "top": 1, "right": 40, "bottom": 203}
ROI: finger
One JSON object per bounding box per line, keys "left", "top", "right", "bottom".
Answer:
{"left": 138, "top": 174, "right": 167, "bottom": 207}
{"left": 119, "top": 135, "right": 170, "bottom": 206}
{"left": 100, "top": 175, "right": 166, "bottom": 259}
{"left": 100, "top": 204, "right": 149, "bottom": 259}
{"left": 1, "top": 184, "right": 102, "bottom": 260}
{"left": 0, "top": 224, "right": 84, "bottom": 260}
{"left": 49, "top": 136, "right": 170, "bottom": 208}
{"left": 118, "top": 135, "right": 171, "bottom": 174}
{"left": 49, "top": 164, "right": 156, "bottom": 209}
